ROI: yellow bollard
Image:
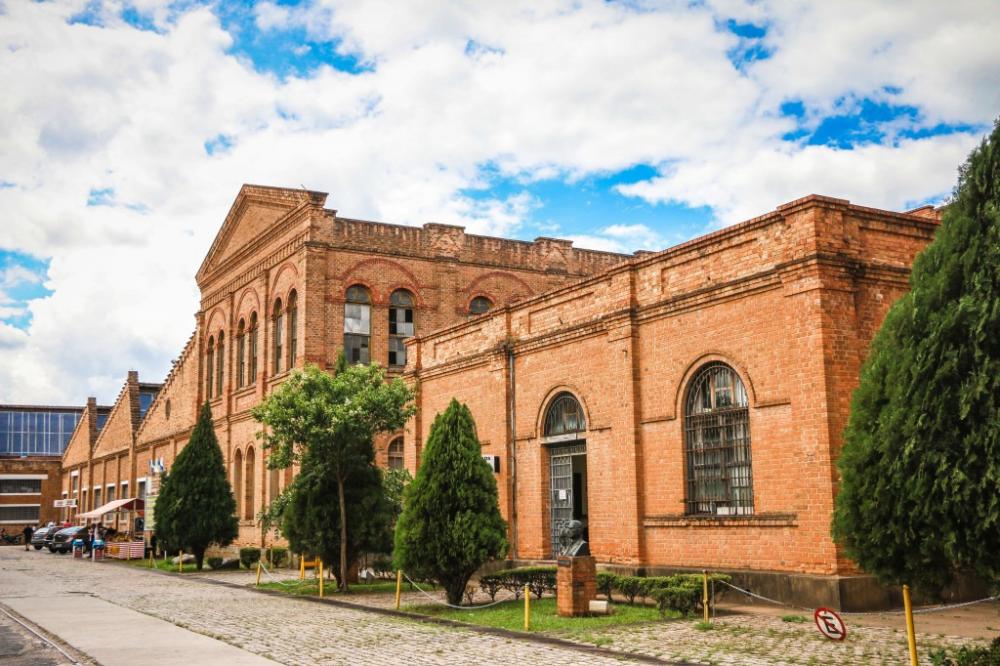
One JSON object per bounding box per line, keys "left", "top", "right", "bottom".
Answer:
{"left": 178, "top": 550, "right": 183, "bottom": 573}
{"left": 299, "top": 555, "right": 305, "bottom": 580}
{"left": 255, "top": 561, "right": 263, "bottom": 587}
{"left": 703, "top": 570, "right": 710, "bottom": 624}
{"left": 148, "top": 551, "right": 154, "bottom": 569}
{"left": 524, "top": 583, "right": 530, "bottom": 631}
{"left": 395, "top": 569, "right": 403, "bottom": 610}
{"left": 318, "top": 559, "right": 324, "bottom": 598}
{"left": 903, "top": 584, "right": 918, "bottom": 666}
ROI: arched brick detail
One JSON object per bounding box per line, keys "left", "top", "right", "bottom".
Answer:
{"left": 535, "top": 384, "right": 591, "bottom": 440}
{"left": 673, "top": 352, "right": 758, "bottom": 416}
{"left": 465, "top": 271, "right": 534, "bottom": 298}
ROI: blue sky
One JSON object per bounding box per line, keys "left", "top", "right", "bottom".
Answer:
{"left": 0, "top": 0, "right": 997, "bottom": 402}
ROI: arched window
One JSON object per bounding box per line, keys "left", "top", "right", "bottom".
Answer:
{"left": 205, "top": 336, "right": 215, "bottom": 399}
{"left": 233, "top": 449, "right": 243, "bottom": 519}
{"left": 236, "top": 319, "right": 246, "bottom": 388}
{"left": 216, "top": 331, "right": 224, "bottom": 396}
{"left": 387, "top": 437, "right": 404, "bottom": 470}
{"left": 684, "top": 362, "right": 752, "bottom": 516}
{"left": 244, "top": 446, "right": 255, "bottom": 520}
{"left": 287, "top": 290, "right": 298, "bottom": 368}
{"left": 248, "top": 312, "right": 258, "bottom": 385}
{"left": 543, "top": 392, "right": 586, "bottom": 439}
{"left": 272, "top": 299, "right": 283, "bottom": 374}
{"left": 269, "top": 466, "right": 279, "bottom": 505}
{"left": 469, "top": 296, "right": 492, "bottom": 315}
{"left": 344, "top": 285, "right": 371, "bottom": 364}
{"left": 388, "top": 290, "right": 414, "bottom": 367}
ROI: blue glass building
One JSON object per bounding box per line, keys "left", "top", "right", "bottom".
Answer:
{"left": 0, "top": 405, "right": 84, "bottom": 457}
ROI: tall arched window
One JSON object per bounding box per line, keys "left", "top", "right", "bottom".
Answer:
{"left": 205, "top": 336, "right": 215, "bottom": 399}
{"left": 233, "top": 449, "right": 243, "bottom": 519}
{"left": 269, "top": 466, "right": 279, "bottom": 505}
{"left": 388, "top": 289, "right": 414, "bottom": 367}
{"left": 287, "top": 290, "right": 298, "bottom": 368}
{"left": 272, "top": 299, "right": 283, "bottom": 374}
{"left": 236, "top": 319, "right": 246, "bottom": 388}
{"left": 684, "top": 362, "right": 752, "bottom": 516}
{"left": 216, "top": 331, "right": 225, "bottom": 396}
{"left": 469, "top": 296, "right": 492, "bottom": 315}
{"left": 387, "top": 437, "right": 404, "bottom": 470}
{"left": 248, "top": 312, "right": 258, "bottom": 385}
{"left": 344, "top": 285, "right": 371, "bottom": 364}
{"left": 244, "top": 446, "right": 255, "bottom": 520}
{"left": 544, "top": 392, "right": 586, "bottom": 439}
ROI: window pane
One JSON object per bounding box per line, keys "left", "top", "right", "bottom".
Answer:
{"left": 344, "top": 334, "right": 370, "bottom": 364}
{"left": 345, "top": 304, "right": 370, "bottom": 334}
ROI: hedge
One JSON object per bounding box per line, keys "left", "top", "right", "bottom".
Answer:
{"left": 239, "top": 547, "right": 261, "bottom": 569}
{"left": 478, "top": 566, "right": 557, "bottom": 600}
{"left": 596, "top": 572, "right": 731, "bottom": 615}
{"left": 266, "top": 547, "right": 288, "bottom": 568}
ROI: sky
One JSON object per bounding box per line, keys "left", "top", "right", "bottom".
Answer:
{"left": 1, "top": 0, "right": 998, "bottom": 405}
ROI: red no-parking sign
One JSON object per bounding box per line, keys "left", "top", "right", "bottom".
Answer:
{"left": 814, "top": 607, "right": 847, "bottom": 641}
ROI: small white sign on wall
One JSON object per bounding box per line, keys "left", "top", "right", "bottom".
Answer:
{"left": 482, "top": 455, "right": 500, "bottom": 473}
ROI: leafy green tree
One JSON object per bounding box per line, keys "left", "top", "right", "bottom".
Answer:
{"left": 252, "top": 361, "right": 414, "bottom": 590}
{"left": 154, "top": 402, "right": 238, "bottom": 570}
{"left": 833, "top": 120, "right": 1000, "bottom": 592}
{"left": 394, "top": 399, "right": 508, "bottom": 605}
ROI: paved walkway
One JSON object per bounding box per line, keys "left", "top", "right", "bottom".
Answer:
{"left": 0, "top": 549, "right": 641, "bottom": 666}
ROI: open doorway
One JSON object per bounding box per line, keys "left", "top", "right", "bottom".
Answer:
{"left": 549, "top": 442, "right": 587, "bottom": 556}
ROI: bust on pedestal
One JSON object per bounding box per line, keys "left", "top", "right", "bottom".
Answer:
{"left": 555, "top": 520, "right": 597, "bottom": 617}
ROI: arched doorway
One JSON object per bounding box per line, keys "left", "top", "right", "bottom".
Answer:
{"left": 542, "top": 392, "right": 588, "bottom": 556}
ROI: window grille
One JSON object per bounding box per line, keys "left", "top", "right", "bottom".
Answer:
{"left": 248, "top": 313, "right": 258, "bottom": 384}
{"left": 387, "top": 438, "right": 404, "bottom": 470}
{"left": 684, "top": 363, "right": 753, "bottom": 516}
{"left": 237, "top": 319, "right": 246, "bottom": 388}
{"left": 205, "top": 337, "right": 215, "bottom": 399}
{"left": 0, "top": 479, "right": 42, "bottom": 494}
{"left": 272, "top": 300, "right": 283, "bottom": 374}
{"left": 216, "top": 332, "right": 225, "bottom": 396}
{"left": 287, "top": 291, "right": 298, "bottom": 367}
{"left": 544, "top": 393, "right": 586, "bottom": 438}
{"left": 388, "top": 290, "right": 414, "bottom": 367}
{"left": 469, "top": 296, "right": 492, "bottom": 315}
{"left": 344, "top": 285, "right": 371, "bottom": 364}
{"left": 0, "top": 505, "right": 40, "bottom": 522}
{"left": 244, "top": 447, "right": 255, "bottom": 520}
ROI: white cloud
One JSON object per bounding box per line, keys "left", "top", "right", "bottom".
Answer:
{"left": 0, "top": 0, "right": 996, "bottom": 403}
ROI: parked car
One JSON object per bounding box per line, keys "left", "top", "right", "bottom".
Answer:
{"left": 49, "top": 526, "right": 89, "bottom": 554}
{"left": 30, "top": 526, "right": 55, "bottom": 550}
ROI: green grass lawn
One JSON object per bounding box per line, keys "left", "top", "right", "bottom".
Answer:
{"left": 258, "top": 578, "right": 411, "bottom": 596}
{"left": 121, "top": 556, "right": 204, "bottom": 573}
{"left": 404, "top": 597, "right": 677, "bottom": 638}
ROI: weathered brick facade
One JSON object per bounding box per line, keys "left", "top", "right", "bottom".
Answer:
{"left": 15, "top": 185, "right": 937, "bottom": 608}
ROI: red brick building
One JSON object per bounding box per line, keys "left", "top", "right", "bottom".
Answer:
{"left": 3, "top": 185, "right": 939, "bottom": 608}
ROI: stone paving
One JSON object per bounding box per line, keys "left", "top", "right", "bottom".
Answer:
{"left": 1, "top": 548, "right": 992, "bottom": 665}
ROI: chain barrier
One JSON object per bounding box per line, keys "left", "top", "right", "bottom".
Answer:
{"left": 256, "top": 561, "right": 301, "bottom": 587}
{"left": 400, "top": 571, "right": 517, "bottom": 610}
{"left": 715, "top": 580, "right": 1000, "bottom": 616}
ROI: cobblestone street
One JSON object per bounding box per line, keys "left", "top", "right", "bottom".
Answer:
{"left": 1, "top": 548, "right": 992, "bottom": 665}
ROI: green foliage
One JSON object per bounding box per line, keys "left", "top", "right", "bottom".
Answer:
{"left": 781, "top": 614, "right": 808, "bottom": 623}
{"left": 590, "top": 572, "right": 729, "bottom": 614}
{"left": 478, "top": 567, "right": 557, "bottom": 600}
{"left": 253, "top": 361, "right": 415, "bottom": 590}
{"left": 154, "top": 402, "right": 238, "bottom": 570}
{"left": 394, "top": 399, "right": 508, "bottom": 605}
{"left": 280, "top": 453, "right": 395, "bottom": 583}
{"left": 616, "top": 576, "right": 643, "bottom": 604}
{"left": 267, "top": 546, "right": 288, "bottom": 568}
{"left": 207, "top": 557, "right": 223, "bottom": 570}
{"left": 239, "top": 547, "right": 261, "bottom": 569}
{"left": 834, "top": 120, "right": 1000, "bottom": 591}
{"left": 596, "top": 571, "right": 617, "bottom": 601}
{"left": 931, "top": 637, "right": 1000, "bottom": 666}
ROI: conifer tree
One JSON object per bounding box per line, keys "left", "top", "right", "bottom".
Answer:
{"left": 394, "top": 399, "right": 508, "bottom": 605}
{"left": 154, "top": 402, "right": 238, "bottom": 570}
{"left": 833, "top": 120, "right": 1000, "bottom": 592}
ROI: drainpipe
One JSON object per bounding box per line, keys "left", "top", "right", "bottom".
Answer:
{"left": 507, "top": 344, "right": 518, "bottom": 561}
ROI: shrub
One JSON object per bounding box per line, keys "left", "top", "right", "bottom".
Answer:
{"left": 643, "top": 574, "right": 731, "bottom": 616}
{"left": 371, "top": 556, "right": 393, "bottom": 578}
{"left": 931, "top": 637, "right": 1000, "bottom": 666}
{"left": 266, "top": 547, "right": 288, "bottom": 568}
{"left": 239, "top": 547, "right": 261, "bottom": 569}
{"left": 616, "top": 576, "right": 643, "bottom": 604}
{"left": 478, "top": 566, "right": 557, "bottom": 600}
{"left": 207, "top": 557, "right": 223, "bottom": 569}
{"left": 596, "top": 572, "right": 617, "bottom": 601}
{"left": 479, "top": 574, "right": 504, "bottom": 601}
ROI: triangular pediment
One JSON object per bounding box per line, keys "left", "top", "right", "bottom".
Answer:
{"left": 196, "top": 184, "right": 328, "bottom": 282}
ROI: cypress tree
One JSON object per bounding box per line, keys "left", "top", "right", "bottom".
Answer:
{"left": 394, "top": 399, "right": 508, "bottom": 605}
{"left": 154, "top": 402, "right": 238, "bottom": 570}
{"left": 833, "top": 120, "right": 1000, "bottom": 592}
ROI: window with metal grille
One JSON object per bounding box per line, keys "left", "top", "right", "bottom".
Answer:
{"left": 216, "top": 331, "right": 225, "bottom": 395}
{"left": 0, "top": 479, "right": 42, "bottom": 494}
{"left": 0, "top": 505, "right": 40, "bottom": 522}
{"left": 543, "top": 393, "right": 586, "bottom": 439}
{"left": 237, "top": 319, "right": 246, "bottom": 388}
{"left": 248, "top": 312, "right": 258, "bottom": 384}
{"left": 287, "top": 290, "right": 298, "bottom": 367}
{"left": 684, "top": 363, "right": 753, "bottom": 516}
{"left": 344, "top": 285, "right": 371, "bottom": 364}
{"left": 387, "top": 438, "right": 404, "bottom": 470}
{"left": 272, "top": 299, "right": 284, "bottom": 374}
{"left": 388, "top": 290, "right": 414, "bottom": 367}
{"left": 469, "top": 296, "right": 492, "bottom": 315}
{"left": 205, "top": 336, "right": 215, "bottom": 399}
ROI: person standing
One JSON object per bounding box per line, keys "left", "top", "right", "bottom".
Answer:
{"left": 22, "top": 524, "right": 34, "bottom": 551}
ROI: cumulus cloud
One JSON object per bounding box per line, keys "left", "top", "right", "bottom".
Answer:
{"left": 0, "top": 0, "right": 997, "bottom": 403}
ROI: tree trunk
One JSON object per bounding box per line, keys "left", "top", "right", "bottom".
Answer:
{"left": 194, "top": 546, "right": 205, "bottom": 571}
{"left": 337, "top": 474, "right": 348, "bottom": 592}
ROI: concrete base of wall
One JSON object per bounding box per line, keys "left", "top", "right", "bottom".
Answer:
{"left": 502, "top": 559, "right": 987, "bottom": 612}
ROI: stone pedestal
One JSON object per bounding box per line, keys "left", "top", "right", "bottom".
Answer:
{"left": 556, "top": 555, "right": 597, "bottom": 617}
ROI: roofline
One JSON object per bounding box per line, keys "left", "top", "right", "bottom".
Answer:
{"left": 0, "top": 404, "right": 86, "bottom": 412}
